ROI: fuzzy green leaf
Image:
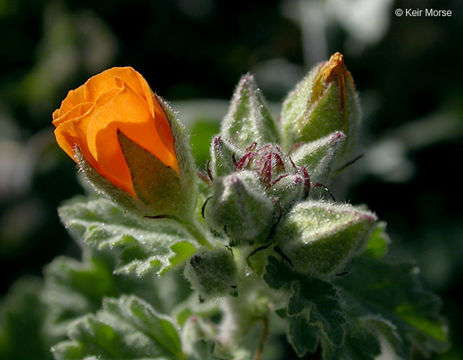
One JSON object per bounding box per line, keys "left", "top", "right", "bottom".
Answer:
{"left": 364, "top": 222, "right": 390, "bottom": 258}
{"left": 335, "top": 256, "right": 449, "bottom": 358}
{"left": 58, "top": 196, "right": 197, "bottom": 276}
{"left": 42, "top": 250, "right": 169, "bottom": 341}
{"left": 322, "top": 317, "right": 382, "bottom": 360}
{"left": 287, "top": 316, "right": 319, "bottom": 357}
{"left": 0, "top": 277, "right": 52, "bottom": 360}
{"left": 264, "top": 256, "right": 346, "bottom": 355}
{"left": 52, "top": 295, "right": 185, "bottom": 360}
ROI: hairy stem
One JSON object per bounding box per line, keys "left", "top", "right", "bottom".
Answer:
{"left": 182, "top": 219, "right": 213, "bottom": 249}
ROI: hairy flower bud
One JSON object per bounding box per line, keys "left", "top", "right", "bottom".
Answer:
{"left": 204, "top": 171, "right": 276, "bottom": 246}
{"left": 221, "top": 73, "right": 279, "bottom": 150}
{"left": 274, "top": 201, "right": 377, "bottom": 276}
{"left": 184, "top": 248, "right": 237, "bottom": 299}
{"left": 281, "top": 52, "right": 360, "bottom": 155}
{"left": 52, "top": 67, "right": 196, "bottom": 219}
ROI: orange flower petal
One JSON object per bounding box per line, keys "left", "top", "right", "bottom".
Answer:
{"left": 84, "top": 78, "right": 176, "bottom": 195}
{"left": 52, "top": 66, "right": 179, "bottom": 199}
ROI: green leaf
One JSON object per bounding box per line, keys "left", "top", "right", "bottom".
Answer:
{"left": 264, "top": 256, "right": 346, "bottom": 355}
{"left": 42, "top": 250, "right": 172, "bottom": 341}
{"left": 52, "top": 295, "right": 185, "bottom": 360}
{"left": 364, "top": 222, "right": 390, "bottom": 258}
{"left": 0, "top": 277, "right": 52, "bottom": 360}
{"left": 322, "top": 317, "right": 381, "bottom": 360}
{"left": 58, "top": 196, "right": 197, "bottom": 276}
{"left": 221, "top": 73, "right": 278, "bottom": 149}
{"left": 335, "top": 256, "right": 449, "bottom": 358}
{"left": 365, "top": 221, "right": 391, "bottom": 258}
{"left": 287, "top": 316, "right": 319, "bottom": 357}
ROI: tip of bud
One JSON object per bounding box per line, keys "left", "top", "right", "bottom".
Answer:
{"left": 310, "top": 52, "right": 354, "bottom": 120}
{"left": 322, "top": 52, "right": 347, "bottom": 82}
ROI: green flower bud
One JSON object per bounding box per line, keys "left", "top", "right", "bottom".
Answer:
{"left": 274, "top": 201, "right": 376, "bottom": 276}
{"left": 221, "top": 73, "right": 279, "bottom": 150}
{"left": 281, "top": 52, "right": 360, "bottom": 155}
{"left": 184, "top": 248, "right": 237, "bottom": 298}
{"left": 204, "top": 171, "right": 276, "bottom": 245}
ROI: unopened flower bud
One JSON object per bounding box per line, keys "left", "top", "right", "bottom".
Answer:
{"left": 204, "top": 171, "right": 276, "bottom": 246}
{"left": 184, "top": 248, "right": 237, "bottom": 299}
{"left": 221, "top": 73, "right": 279, "bottom": 150}
{"left": 274, "top": 201, "right": 376, "bottom": 276}
{"left": 52, "top": 67, "right": 197, "bottom": 219}
{"left": 281, "top": 52, "right": 360, "bottom": 156}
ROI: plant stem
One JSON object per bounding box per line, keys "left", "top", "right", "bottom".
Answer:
{"left": 182, "top": 219, "right": 213, "bottom": 249}
{"left": 254, "top": 317, "right": 269, "bottom": 360}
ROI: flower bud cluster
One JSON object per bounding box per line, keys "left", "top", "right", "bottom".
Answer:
{"left": 52, "top": 52, "right": 376, "bottom": 293}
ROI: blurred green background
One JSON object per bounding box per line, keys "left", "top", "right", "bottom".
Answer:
{"left": 0, "top": 0, "right": 462, "bottom": 358}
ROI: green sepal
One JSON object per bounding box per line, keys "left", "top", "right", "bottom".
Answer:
{"left": 210, "top": 136, "right": 243, "bottom": 178}
{"left": 184, "top": 248, "right": 237, "bottom": 299}
{"left": 221, "top": 73, "right": 278, "bottom": 149}
{"left": 156, "top": 95, "right": 198, "bottom": 218}
{"left": 76, "top": 149, "right": 150, "bottom": 217}
{"left": 290, "top": 131, "right": 346, "bottom": 184}
{"left": 204, "top": 171, "right": 276, "bottom": 245}
{"left": 268, "top": 174, "right": 305, "bottom": 211}
{"left": 118, "top": 131, "right": 187, "bottom": 218}
{"left": 274, "top": 201, "right": 377, "bottom": 276}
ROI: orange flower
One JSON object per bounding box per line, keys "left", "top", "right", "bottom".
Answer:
{"left": 52, "top": 67, "right": 179, "bottom": 197}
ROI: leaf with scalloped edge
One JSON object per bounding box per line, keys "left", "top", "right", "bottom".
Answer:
{"left": 41, "top": 249, "right": 174, "bottom": 341}
{"left": 335, "top": 256, "right": 449, "bottom": 359}
{"left": 264, "top": 256, "right": 346, "bottom": 357}
{"left": 52, "top": 295, "right": 185, "bottom": 360}
{"left": 58, "top": 196, "right": 197, "bottom": 276}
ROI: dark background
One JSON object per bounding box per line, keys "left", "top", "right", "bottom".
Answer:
{"left": 0, "top": 0, "right": 462, "bottom": 358}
